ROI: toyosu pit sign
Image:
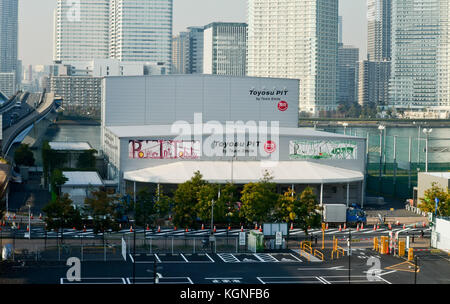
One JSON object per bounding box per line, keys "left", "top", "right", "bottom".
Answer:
{"left": 129, "top": 140, "right": 200, "bottom": 159}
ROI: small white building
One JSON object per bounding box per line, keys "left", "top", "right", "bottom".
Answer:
{"left": 431, "top": 217, "right": 450, "bottom": 253}
{"left": 61, "top": 171, "right": 103, "bottom": 207}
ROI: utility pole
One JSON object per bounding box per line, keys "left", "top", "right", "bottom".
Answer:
{"left": 132, "top": 225, "right": 136, "bottom": 283}
{"left": 414, "top": 256, "right": 418, "bottom": 284}
{"left": 348, "top": 229, "right": 351, "bottom": 284}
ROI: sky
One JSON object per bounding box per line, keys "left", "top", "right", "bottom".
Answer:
{"left": 18, "top": 0, "right": 367, "bottom": 66}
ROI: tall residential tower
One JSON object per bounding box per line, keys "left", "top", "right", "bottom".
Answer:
{"left": 53, "top": 0, "right": 110, "bottom": 62}
{"left": 247, "top": 0, "right": 339, "bottom": 116}
{"left": 109, "top": 0, "right": 173, "bottom": 71}
{"left": 389, "top": 0, "right": 447, "bottom": 111}
{"left": 203, "top": 22, "right": 247, "bottom": 76}
{"left": 0, "top": 0, "right": 18, "bottom": 96}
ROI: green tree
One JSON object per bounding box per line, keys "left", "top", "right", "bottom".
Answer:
{"left": 296, "top": 187, "right": 322, "bottom": 234}
{"left": 173, "top": 171, "right": 207, "bottom": 228}
{"left": 42, "top": 141, "right": 68, "bottom": 186}
{"left": 42, "top": 193, "right": 82, "bottom": 230}
{"left": 14, "top": 144, "right": 35, "bottom": 166}
{"left": 154, "top": 185, "right": 172, "bottom": 222}
{"left": 240, "top": 171, "right": 278, "bottom": 224}
{"left": 50, "top": 169, "right": 68, "bottom": 197}
{"left": 134, "top": 188, "right": 156, "bottom": 227}
{"left": 419, "top": 182, "right": 450, "bottom": 216}
{"left": 218, "top": 183, "right": 240, "bottom": 225}
{"left": 84, "top": 188, "right": 119, "bottom": 233}
{"left": 273, "top": 187, "right": 321, "bottom": 234}
{"left": 196, "top": 183, "right": 221, "bottom": 223}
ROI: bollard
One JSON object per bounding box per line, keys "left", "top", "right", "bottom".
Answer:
{"left": 408, "top": 248, "right": 414, "bottom": 261}
{"left": 399, "top": 241, "right": 405, "bottom": 257}
{"left": 373, "top": 237, "right": 378, "bottom": 251}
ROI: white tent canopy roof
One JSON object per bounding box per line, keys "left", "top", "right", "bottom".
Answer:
{"left": 123, "top": 161, "right": 363, "bottom": 184}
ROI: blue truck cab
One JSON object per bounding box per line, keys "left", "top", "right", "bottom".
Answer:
{"left": 346, "top": 203, "right": 367, "bottom": 225}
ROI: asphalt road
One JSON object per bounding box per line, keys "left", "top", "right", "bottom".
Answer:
{"left": 1, "top": 248, "right": 448, "bottom": 285}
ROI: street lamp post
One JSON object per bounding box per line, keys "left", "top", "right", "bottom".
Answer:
{"left": 378, "top": 125, "right": 385, "bottom": 195}
{"left": 422, "top": 128, "right": 432, "bottom": 172}
{"left": 27, "top": 204, "right": 31, "bottom": 240}
{"left": 348, "top": 229, "right": 351, "bottom": 284}
{"left": 342, "top": 122, "right": 348, "bottom": 135}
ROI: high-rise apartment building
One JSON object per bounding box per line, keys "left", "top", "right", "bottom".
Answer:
{"left": 187, "top": 26, "right": 204, "bottom": 74}
{"left": 247, "top": 0, "right": 338, "bottom": 116}
{"left": 203, "top": 22, "right": 247, "bottom": 76}
{"left": 172, "top": 32, "right": 189, "bottom": 74}
{"left": 367, "top": 0, "right": 391, "bottom": 61}
{"left": 389, "top": 0, "right": 444, "bottom": 110}
{"left": 358, "top": 60, "right": 390, "bottom": 106}
{"left": 53, "top": 0, "right": 110, "bottom": 62}
{"left": 109, "top": 0, "right": 173, "bottom": 72}
{"left": 337, "top": 44, "right": 359, "bottom": 105}
{"left": 0, "top": 0, "right": 18, "bottom": 93}
{"left": 0, "top": 73, "right": 15, "bottom": 97}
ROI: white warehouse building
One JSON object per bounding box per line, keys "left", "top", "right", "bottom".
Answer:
{"left": 101, "top": 75, "right": 366, "bottom": 206}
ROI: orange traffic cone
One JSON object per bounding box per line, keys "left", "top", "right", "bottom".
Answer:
{"left": 414, "top": 223, "right": 417, "bottom": 228}
{"left": 343, "top": 223, "right": 346, "bottom": 230}
{"left": 388, "top": 223, "right": 392, "bottom": 230}
{"left": 73, "top": 226, "right": 76, "bottom": 230}
{"left": 422, "top": 222, "right": 426, "bottom": 228}
{"left": 241, "top": 226, "right": 244, "bottom": 232}
{"left": 201, "top": 224, "right": 204, "bottom": 230}
{"left": 290, "top": 223, "right": 294, "bottom": 230}
{"left": 157, "top": 226, "right": 161, "bottom": 233}
{"left": 30, "top": 214, "right": 33, "bottom": 220}
{"left": 373, "top": 224, "right": 376, "bottom": 231}
{"left": 259, "top": 226, "right": 262, "bottom": 232}
{"left": 27, "top": 225, "right": 29, "bottom": 232}
{"left": 174, "top": 226, "right": 177, "bottom": 231}
{"left": 356, "top": 224, "right": 360, "bottom": 231}
{"left": 13, "top": 214, "right": 16, "bottom": 220}
{"left": 83, "top": 225, "right": 86, "bottom": 233}
{"left": 254, "top": 224, "right": 258, "bottom": 230}
{"left": 339, "top": 225, "right": 342, "bottom": 232}
{"left": 228, "top": 225, "right": 231, "bottom": 230}
{"left": 146, "top": 225, "right": 150, "bottom": 231}
{"left": 326, "top": 223, "right": 329, "bottom": 230}
{"left": 130, "top": 226, "right": 133, "bottom": 232}
{"left": 361, "top": 223, "right": 364, "bottom": 229}
{"left": 213, "top": 226, "right": 216, "bottom": 233}
{"left": 39, "top": 214, "right": 42, "bottom": 220}
{"left": 185, "top": 228, "right": 189, "bottom": 232}
{"left": 403, "top": 224, "right": 406, "bottom": 229}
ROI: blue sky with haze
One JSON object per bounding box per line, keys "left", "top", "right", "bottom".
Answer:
{"left": 18, "top": 0, "right": 367, "bottom": 66}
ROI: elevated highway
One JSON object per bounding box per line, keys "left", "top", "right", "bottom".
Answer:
{"left": 1, "top": 91, "right": 57, "bottom": 156}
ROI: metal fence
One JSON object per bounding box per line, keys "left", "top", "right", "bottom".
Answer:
{"left": 325, "top": 127, "right": 450, "bottom": 200}
{"left": 4, "top": 232, "right": 318, "bottom": 262}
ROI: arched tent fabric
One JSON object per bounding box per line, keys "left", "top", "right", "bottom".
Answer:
{"left": 123, "top": 161, "right": 363, "bottom": 184}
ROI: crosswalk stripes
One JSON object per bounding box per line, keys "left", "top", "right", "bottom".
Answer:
{"left": 253, "top": 253, "right": 278, "bottom": 262}
{"left": 217, "top": 253, "right": 240, "bottom": 263}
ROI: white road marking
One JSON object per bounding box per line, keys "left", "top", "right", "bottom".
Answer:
{"left": 180, "top": 253, "right": 189, "bottom": 262}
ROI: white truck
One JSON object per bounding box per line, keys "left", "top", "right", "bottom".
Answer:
{"left": 323, "top": 204, "right": 347, "bottom": 224}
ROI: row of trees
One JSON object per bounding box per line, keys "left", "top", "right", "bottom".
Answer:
{"left": 42, "top": 170, "right": 322, "bottom": 234}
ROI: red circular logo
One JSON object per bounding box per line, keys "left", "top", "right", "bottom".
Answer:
{"left": 278, "top": 100, "right": 288, "bottom": 111}
{"left": 264, "top": 141, "right": 276, "bottom": 153}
